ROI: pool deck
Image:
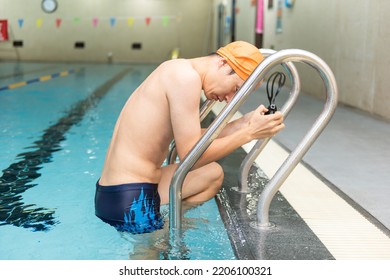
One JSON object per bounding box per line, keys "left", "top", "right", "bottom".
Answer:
{"left": 209, "top": 88, "right": 390, "bottom": 260}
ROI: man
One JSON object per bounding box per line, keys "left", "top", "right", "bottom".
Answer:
{"left": 95, "top": 41, "right": 285, "bottom": 234}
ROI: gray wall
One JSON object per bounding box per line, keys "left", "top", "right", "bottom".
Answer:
{"left": 263, "top": 0, "right": 390, "bottom": 120}
{"left": 235, "top": 0, "right": 256, "bottom": 44}
{"left": 0, "top": 0, "right": 214, "bottom": 63}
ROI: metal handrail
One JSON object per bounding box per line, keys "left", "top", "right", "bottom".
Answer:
{"left": 255, "top": 52, "right": 338, "bottom": 228}
{"left": 166, "top": 99, "right": 216, "bottom": 165}
{"left": 238, "top": 49, "right": 301, "bottom": 193}
{"left": 199, "top": 99, "right": 217, "bottom": 122}
{"left": 169, "top": 49, "right": 337, "bottom": 246}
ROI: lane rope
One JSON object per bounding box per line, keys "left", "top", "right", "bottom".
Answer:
{"left": 0, "top": 69, "right": 79, "bottom": 92}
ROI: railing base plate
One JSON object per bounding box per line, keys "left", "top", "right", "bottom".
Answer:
{"left": 250, "top": 221, "right": 276, "bottom": 230}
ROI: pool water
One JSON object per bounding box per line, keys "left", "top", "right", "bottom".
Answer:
{"left": 0, "top": 62, "right": 235, "bottom": 260}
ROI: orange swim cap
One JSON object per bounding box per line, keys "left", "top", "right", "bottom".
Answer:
{"left": 216, "top": 41, "right": 264, "bottom": 81}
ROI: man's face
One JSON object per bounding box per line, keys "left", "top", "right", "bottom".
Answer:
{"left": 204, "top": 59, "right": 244, "bottom": 103}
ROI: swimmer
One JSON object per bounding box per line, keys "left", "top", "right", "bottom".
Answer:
{"left": 95, "top": 41, "right": 285, "bottom": 234}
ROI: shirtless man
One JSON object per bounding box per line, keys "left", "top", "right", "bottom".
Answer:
{"left": 95, "top": 41, "right": 285, "bottom": 234}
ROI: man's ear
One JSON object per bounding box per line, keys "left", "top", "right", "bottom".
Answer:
{"left": 217, "top": 56, "right": 228, "bottom": 68}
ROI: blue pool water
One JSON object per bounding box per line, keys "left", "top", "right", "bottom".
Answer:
{"left": 0, "top": 62, "right": 235, "bottom": 260}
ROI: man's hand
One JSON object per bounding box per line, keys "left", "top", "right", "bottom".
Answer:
{"left": 244, "top": 105, "right": 285, "bottom": 139}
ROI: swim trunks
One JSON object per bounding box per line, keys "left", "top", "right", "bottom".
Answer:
{"left": 95, "top": 181, "right": 164, "bottom": 234}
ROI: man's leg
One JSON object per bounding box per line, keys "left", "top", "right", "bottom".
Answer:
{"left": 158, "top": 162, "right": 224, "bottom": 205}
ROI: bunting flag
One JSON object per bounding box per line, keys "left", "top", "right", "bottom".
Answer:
{"left": 162, "top": 16, "right": 169, "bottom": 27}
{"left": 110, "top": 17, "right": 116, "bottom": 27}
{"left": 145, "top": 17, "right": 151, "bottom": 26}
{"left": 55, "top": 18, "right": 62, "bottom": 28}
{"left": 0, "top": 20, "right": 9, "bottom": 41}
{"left": 18, "top": 18, "right": 24, "bottom": 28}
{"left": 36, "top": 18, "right": 43, "bottom": 28}
{"left": 10, "top": 15, "right": 180, "bottom": 30}
{"left": 92, "top": 17, "right": 99, "bottom": 27}
{"left": 127, "top": 17, "right": 134, "bottom": 27}
{"left": 285, "top": 0, "right": 295, "bottom": 8}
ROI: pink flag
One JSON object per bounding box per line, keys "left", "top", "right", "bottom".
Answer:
{"left": 55, "top": 18, "right": 62, "bottom": 28}
{"left": 145, "top": 17, "right": 151, "bottom": 26}
{"left": 0, "top": 20, "right": 9, "bottom": 41}
{"left": 92, "top": 17, "right": 98, "bottom": 27}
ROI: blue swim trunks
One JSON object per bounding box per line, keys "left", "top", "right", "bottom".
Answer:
{"left": 94, "top": 181, "right": 164, "bottom": 234}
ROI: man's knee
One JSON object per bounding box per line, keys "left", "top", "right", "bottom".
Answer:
{"left": 210, "top": 162, "right": 224, "bottom": 191}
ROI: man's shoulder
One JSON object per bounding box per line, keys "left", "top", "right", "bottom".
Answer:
{"left": 159, "top": 59, "right": 200, "bottom": 84}
{"left": 160, "top": 58, "right": 193, "bottom": 72}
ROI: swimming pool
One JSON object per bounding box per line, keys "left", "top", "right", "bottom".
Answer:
{"left": 0, "top": 62, "right": 235, "bottom": 260}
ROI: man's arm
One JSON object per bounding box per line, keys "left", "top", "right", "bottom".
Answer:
{"left": 164, "top": 61, "right": 284, "bottom": 170}
{"left": 196, "top": 106, "right": 284, "bottom": 168}
{"left": 169, "top": 89, "right": 284, "bottom": 169}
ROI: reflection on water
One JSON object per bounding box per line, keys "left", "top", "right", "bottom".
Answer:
{"left": 122, "top": 203, "right": 236, "bottom": 260}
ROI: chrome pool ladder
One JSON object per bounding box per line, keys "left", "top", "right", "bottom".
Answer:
{"left": 168, "top": 49, "right": 338, "bottom": 247}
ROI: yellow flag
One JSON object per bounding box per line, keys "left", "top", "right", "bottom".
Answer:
{"left": 127, "top": 17, "right": 134, "bottom": 27}
{"left": 36, "top": 18, "right": 43, "bottom": 28}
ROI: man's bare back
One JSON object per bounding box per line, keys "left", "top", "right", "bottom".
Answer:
{"left": 99, "top": 59, "right": 203, "bottom": 186}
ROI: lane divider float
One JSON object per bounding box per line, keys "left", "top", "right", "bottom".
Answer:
{"left": 0, "top": 69, "right": 79, "bottom": 92}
